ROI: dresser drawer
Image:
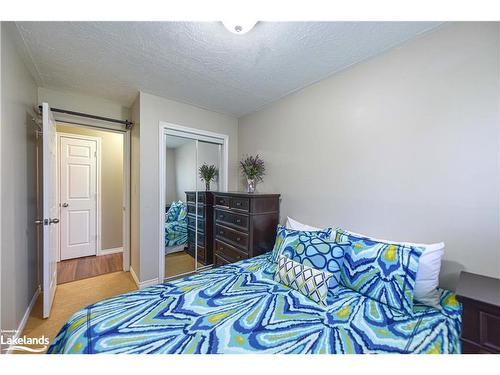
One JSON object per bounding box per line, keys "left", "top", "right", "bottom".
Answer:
{"left": 229, "top": 197, "right": 249, "bottom": 212}
{"left": 187, "top": 229, "right": 205, "bottom": 247}
{"left": 214, "top": 239, "right": 248, "bottom": 263}
{"left": 215, "top": 224, "right": 248, "bottom": 251}
{"left": 214, "top": 209, "right": 249, "bottom": 231}
{"left": 186, "top": 192, "right": 205, "bottom": 204}
{"left": 214, "top": 252, "right": 232, "bottom": 267}
{"left": 187, "top": 215, "right": 205, "bottom": 232}
{"left": 214, "top": 195, "right": 230, "bottom": 208}
{"left": 187, "top": 203, "right": 205, "bottom": 218}
{"left": 479, "top": 311, "right": 500, "bottom": 352}
{"left": 186, "top": 242, "right": 206, "bottom": 264}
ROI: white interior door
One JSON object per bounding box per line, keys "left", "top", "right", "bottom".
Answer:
{"left": 59, "top": 135, "right": 97, "bottom": 260}
{"left": 42, "top": 103, "right": 58, "bottom": 318}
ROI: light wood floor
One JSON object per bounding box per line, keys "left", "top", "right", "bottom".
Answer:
{"left": 57, "top": 252, "right": 123, "bottom": 284}
{"left": 18, "top": 271, "right": 137, "bottom": 354}
{"left": 165, "top": 250, "right": 203, "bottom": 278}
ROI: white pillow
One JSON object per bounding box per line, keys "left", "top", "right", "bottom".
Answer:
{"left": 286, "top": 216, "right": 328, "bottom": 232}
{"left": 342, "top": 229, "right": 444, "bottom": 307}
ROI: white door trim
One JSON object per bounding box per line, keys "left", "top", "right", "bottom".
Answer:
{"left": 56, "top": 132, "right": 101, "bottom": 261}
{"left": 158, "top": 121, "right": 229, "bottom": 283}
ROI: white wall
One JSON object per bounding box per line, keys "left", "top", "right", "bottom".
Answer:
{"left": 238, "top": 22, "right": 500, "bottom": 290}
{"left": 0, "top": 22, "right": 39, "bottom": 341}
{"left": 173, "top": 141, "right": 196, "bottom": 201}
{"left": 165, "top": 148, "right": 177, "bottom": 204}
{"left": 138, "top": 91, "right": 238, "bottom": 281}
{"left": 130, "top": 95, "right": 140, "bottom": 277}
{"left": 38, "top": 87, "right": 130, "bottom": 121}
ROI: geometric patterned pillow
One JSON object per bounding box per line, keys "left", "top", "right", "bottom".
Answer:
{"left": 176, "top": 202, "right": 187, "bottom": 221}
{"left": 281, "top": 234, "right": 347, "bottom": 295}
{"left": 270, "top": 224, "right": 332, "bottom": 263}
{"left": 166, "top": 201, "right": 181, "bottom": 222}
{"left": 274, "top": 255, "right": 333, "bottom": 307}
{"left": 335, "top": 229, "right": 424, "bottom": 314}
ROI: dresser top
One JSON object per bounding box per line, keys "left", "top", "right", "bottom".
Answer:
{"left": 213, "top": 191, "right": 281, "bottom": 198}
{"left": 456, "top": 271, "right": 500, "bottom": 307}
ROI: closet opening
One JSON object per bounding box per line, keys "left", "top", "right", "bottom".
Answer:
{"left": 159, "top": 122, "right": 228, "bottom": 282}
{"left": 55, "top": 123, "right": 126, "bottom": 283}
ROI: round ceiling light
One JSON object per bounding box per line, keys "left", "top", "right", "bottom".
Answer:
{"left": 222, "top": 21, "right": 257, "bottom": 35}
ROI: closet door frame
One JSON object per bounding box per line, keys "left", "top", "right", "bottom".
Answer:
{"left": 158, "top": 121, "right": 228, "bottom": 282}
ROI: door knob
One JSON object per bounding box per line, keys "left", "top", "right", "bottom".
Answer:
{"left": 62, "top": 202, "right": 69, "bottom": 207}
{"left": 34, "top": 219, "right": 43, "bottom": 225}
{"left": 49, "top": 218, "right": 60, "bottom": 224}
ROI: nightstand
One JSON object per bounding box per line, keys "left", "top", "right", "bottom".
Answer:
{"left": 456, "top": 271, "right": 500, "bottom": 353}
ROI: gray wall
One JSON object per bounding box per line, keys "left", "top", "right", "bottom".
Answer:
{"left": 56, "top": 124, "right": 124, "bottom": 250}
{"left": 238, "top": 22, "right": 500, "bottom": 290}
{"left": 0, "top": 22, "right": 38, "bottom": 340}
{"left": 138, "top": 91, "right": 238, "bottom": 281}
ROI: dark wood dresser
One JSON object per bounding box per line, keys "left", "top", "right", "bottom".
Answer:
{"left": 456, "top": 271, "right": 500, "bottom": 353}
{"left": 185, "top": 191, "right": 214, "bottom": 266}
{"left": 213, "top": 192, "right": 280, "bottom": 266}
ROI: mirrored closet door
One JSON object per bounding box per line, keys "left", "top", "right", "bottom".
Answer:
{"left": 162, "top": 128, "right": 225, "bottom": 281}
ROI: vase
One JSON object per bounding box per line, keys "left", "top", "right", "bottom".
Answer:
{"left": 246, "top": 178, "right": 256, "bottom": 193}
{"left": 205, "top": 181, "right": 210, "bottom": 191}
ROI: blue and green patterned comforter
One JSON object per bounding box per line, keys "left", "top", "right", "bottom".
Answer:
{"left": 47, "top": 255, "right": 461, "bottom": 354}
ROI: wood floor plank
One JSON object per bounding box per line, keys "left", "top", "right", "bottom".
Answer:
{"left": 57, "top": 253, "right": 123, "bottom": 284}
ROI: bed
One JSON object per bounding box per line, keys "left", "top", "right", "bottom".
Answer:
{"left": 165, "top": 201, "right": 188, "bottom": 250}
{"left": 47, "top": 254, "right": 461, "bottom": 354}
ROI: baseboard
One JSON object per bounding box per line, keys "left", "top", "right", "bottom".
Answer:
{"left": 98, "top": 246, "right": 123, "bottom": 256}
{"left": 6, "top": 286, "right": 41, "bottom": 354}
{"left": 129, "top": 267, "right": 159, "bottom": 289}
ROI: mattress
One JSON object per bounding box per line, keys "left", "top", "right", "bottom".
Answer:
{"left": 47, "top": 254, "right": 461, "bottom": 354}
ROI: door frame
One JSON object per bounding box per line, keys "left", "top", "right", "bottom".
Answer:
{"left": 53, "top": 121, "right": 131, "bottom": 272}
{"left": 158, "top": 121, "right": 229, "bottom": 283}
{"left": 56, "top": 132, "right": 102, "bottom": 261}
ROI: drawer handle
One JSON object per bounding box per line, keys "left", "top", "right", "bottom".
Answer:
{"left": 219, "top": 230, "right": 224, "bottom": 235}
{"left": 235, "top": 219, "right": 241, "bottom": 223}
{"left": 236, "top": 202, "right": 242, "bottom": 206}
{"left": 219, "top": 215, "right": 224, "bottom": 219}
{"left": 236, "top": 237, "right": 241, "bottom": 241}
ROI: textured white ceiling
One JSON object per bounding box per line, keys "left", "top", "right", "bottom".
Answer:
{"left": 16, "top": 21, "right": 443, "bottom": 117}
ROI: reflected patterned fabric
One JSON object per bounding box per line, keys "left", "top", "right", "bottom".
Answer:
{"left": 48, "top": 254, "right": 461, "bottom": 354}
{"left": 165, "top": 201, "right": 188, "bottom": 247}
{"left": 271, "top": 225, "right": 332, "bottom": 262}
{"left": 335, "top": 229, "right": 423, "bottom": 314}
{"left": 166, "top": 201, "right": 187, "bottom": 222}
{"left": 275, "top": 255, "right": 332, "bottom": 306}
{"left": 165, "top": 220, "right": 187, "bottom": 247}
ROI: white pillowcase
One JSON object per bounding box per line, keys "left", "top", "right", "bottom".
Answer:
{"left": 342, "top": 229, "right": 444, "bottom": 307}
{"left": 285, "top": 216, "right": 334, "bottom": 234}
{"left": 286, "top": 216, "right": 320, "bottom": 231}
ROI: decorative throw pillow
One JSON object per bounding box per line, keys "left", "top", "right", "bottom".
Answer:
{"left": 270, "top": 225, "right": 332, "bottom": 262}
{"left": 281, "top": 234, "right": 347, "bottom": 293}
{"left": 176, "top": 202, "right": 187, "bottom": 221}
{"left": 335, "top": 229, "right": 423, "bottom": 314}
{"left": 274, "top": 255, "right": 333, "bottom": 306}
{"left": 166, "top": 201, "right": 181, "bottom": 222}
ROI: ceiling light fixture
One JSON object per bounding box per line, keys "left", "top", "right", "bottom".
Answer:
{"left": 222, "top": 21, "right": 257, "bottom": 35}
